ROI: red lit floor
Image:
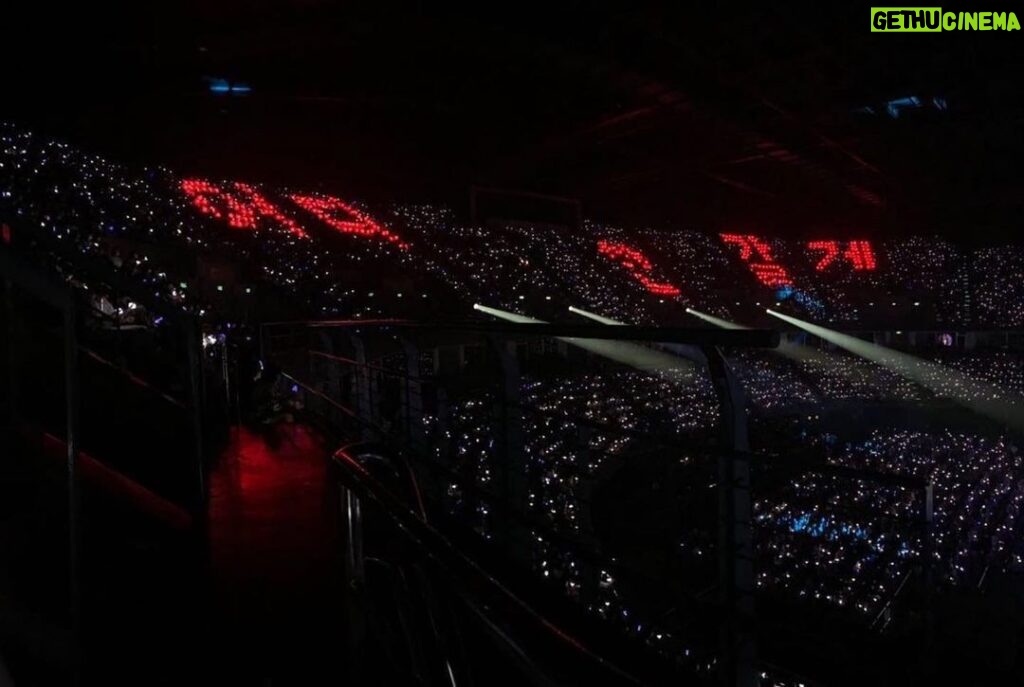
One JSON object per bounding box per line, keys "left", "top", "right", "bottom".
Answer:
{"left": 207, "top": 423, "right": 345, "bottom": 684}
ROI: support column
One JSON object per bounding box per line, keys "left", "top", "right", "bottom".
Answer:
{"left": 401, "top": 339, "right": 424, "bottom": 448}
{"left": 922, "top": 481, "right": 935, "bottom": 651}
{"left": 487, "top": 336, "right": 528, "bottom": 561}
{"left": 704, "top": 346, "right": 756, "bottom": 687}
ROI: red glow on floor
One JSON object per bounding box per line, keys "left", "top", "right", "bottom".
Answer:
{"left": 289, "top": 193, "right": 408, "bottom": 248}
{"left": 207, "top": 423, "right": 344, "bottom": 680}
{"left": 211, "top": 425, "right": 325, "bottom": 506}
{"left": 596, "top": 240, "right": 681, "bottom": 296}
{"left": 720, "top": 233, "right": 793, "bottom": 287}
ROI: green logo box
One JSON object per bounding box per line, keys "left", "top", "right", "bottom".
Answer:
{"left": 872, "top": 7, "right": 943, "bottom": 31}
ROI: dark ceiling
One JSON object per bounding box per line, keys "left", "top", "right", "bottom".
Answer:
{"left": 5, "top": 3, "right": 1023, "bottom": 241}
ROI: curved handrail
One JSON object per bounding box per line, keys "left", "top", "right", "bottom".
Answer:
{"left": 332, "top": 444, "right": 655, "bottom": 687}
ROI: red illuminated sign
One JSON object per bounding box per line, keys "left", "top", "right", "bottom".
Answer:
{"left": 181, "top": 179, "right": 308, "bottom": 238}
{"left": 597, "top": 240, "right": 680, "bottom": 296}
{"left": 181, "top": 179, "right": 406, "bottom": 248}
{"left": 719, "top": 233, "right": 792, "bottom": 287}
{"left": 289, "top": 194, "right": 408, "bottom": 249}
{"left": 807, "top": 240, "right": 877, "bottom": 271}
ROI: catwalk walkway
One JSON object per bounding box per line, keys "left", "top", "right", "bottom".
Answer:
{"left": 207, "top": 423, "right": 346, "bottom": 685}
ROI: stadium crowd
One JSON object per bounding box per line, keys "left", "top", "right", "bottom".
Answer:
{"left": 5, "top": 124, "right": 1024, "bottom": 664}
{"left": 6, "top": 124, "right": 1024, "bottom": 329}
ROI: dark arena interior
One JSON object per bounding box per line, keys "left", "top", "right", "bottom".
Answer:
{"left": 2, "top": 4, "right": 1024, "bottom": 686}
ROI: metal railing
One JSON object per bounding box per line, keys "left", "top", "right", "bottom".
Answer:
{"left": 262, "top": 317, "right": 778, "bottom": 686}
{"left": 1, "top": 233, "right": 210, "bottom": 684}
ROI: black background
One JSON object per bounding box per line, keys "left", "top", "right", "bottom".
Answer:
{"left": 4, "top": 3, "right": 1023, "bottom": 242}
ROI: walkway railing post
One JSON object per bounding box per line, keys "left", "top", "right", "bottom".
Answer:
{"left": 348, "top": 335, "right": 375, "bottom": 441}
{"left": 184, "top": 318, "right": 206, "bottom": 514}
{"left": 63, "top": 297, "right": 82, "bottom": 683}
{"left": 318, "top": 331, "right": 343, "bottom": 427}
{"left": 339, "top": 483, "right": 367, "bottom": 683}
{"left": 3, "top": 278, "right": 18, "bottom": 429}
